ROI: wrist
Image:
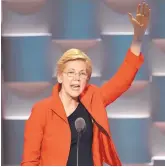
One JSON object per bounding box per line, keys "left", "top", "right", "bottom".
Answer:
{"left": 133, "top": 35, "right": 143, "bottom": 43}
{"left": 130, "top": 39, "right": 142, "bottom": 56}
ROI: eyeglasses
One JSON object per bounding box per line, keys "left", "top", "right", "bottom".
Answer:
{"left": 63, "top": 71, "right": 88, "bottom": 79}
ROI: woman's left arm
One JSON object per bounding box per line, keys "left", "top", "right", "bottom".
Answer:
{"left": 100, "top": 2, "right": 151, "bottom": 107}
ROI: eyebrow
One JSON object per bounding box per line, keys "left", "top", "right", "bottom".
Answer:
{"left": 68, "top": 69, "right": 86, "bottom": 72}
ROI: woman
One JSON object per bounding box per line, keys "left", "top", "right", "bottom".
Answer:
{"left": 21, "top": 2, "right": 150, "bottom": 166}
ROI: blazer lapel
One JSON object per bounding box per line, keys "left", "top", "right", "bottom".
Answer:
{"left": 79, "top": 84, "right": 94, "bottom": 116}
{"left": 50, "top": 84, "right": 68, "bottom": 124}
{"left": 80, "top": 85, "right": 111, "bottom": 137}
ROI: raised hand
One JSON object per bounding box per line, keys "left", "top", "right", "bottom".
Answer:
{"left": 128, "top": 2, "right": 151, "bottom": 41}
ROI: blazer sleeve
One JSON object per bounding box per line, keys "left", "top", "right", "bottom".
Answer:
{"left": 100, "top": 48, "right": 144, "bottom": 107}
{"left": 21, "top": 104, "right": 46, "bottom": 166}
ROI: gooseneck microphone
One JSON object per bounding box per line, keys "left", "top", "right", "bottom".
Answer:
{"left": 75, "top": 117, "right": 86, "bottom": 166}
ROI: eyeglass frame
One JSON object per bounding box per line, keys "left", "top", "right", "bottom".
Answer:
{"left": 63, "top": 71, "right": 88, "bottom": 80}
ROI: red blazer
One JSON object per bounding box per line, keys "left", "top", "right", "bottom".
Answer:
{"left": 21, "top": 49, "right": 144, "bottom": 166}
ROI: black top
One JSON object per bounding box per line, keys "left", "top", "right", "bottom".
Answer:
{"left": 66, "top": 102, "right": 93, "bottom": 166}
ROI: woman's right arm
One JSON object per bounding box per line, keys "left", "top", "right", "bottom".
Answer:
{"left": 21, "top": 104, "right": 46, "bottom": 166}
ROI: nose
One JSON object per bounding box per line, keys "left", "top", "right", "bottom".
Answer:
{"left": 73, "top": 73, "right": 80, "bottom": 81}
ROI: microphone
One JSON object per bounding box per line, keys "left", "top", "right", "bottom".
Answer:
{"left": 75, "top": 117, "right": 86, "bottom": 133}
{"left": 75, "top": 117, "right": 86, "bottom": 166}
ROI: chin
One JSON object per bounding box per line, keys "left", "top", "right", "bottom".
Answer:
{"left": 69, "top": 91, "right": 81, "bottom": 99}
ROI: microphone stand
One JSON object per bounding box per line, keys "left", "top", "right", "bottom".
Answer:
{"left": 76, "top": 131, "right": 82, "bottom": 166}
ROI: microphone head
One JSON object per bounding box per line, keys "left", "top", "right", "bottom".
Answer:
{"left": 75, "top": 117, "right": 86, "bottom": 133}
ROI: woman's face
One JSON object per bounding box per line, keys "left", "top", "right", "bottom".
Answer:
{"left": 58, "top": 60, "right": 89, "bottom": 99}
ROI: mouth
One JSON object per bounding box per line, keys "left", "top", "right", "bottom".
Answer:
{"left": 70, "top": 84, "right": 80, "bottom": 91}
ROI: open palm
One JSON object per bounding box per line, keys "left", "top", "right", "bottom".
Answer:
{"left": 128, "top": 2, "right": 151, "bottom": 41}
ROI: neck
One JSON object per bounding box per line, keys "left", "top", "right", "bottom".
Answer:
{"left": 59, "top": 87, "right": 79, "bottom": 108}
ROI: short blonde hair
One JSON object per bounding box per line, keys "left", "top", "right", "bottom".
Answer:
{"left": 56, "top": 48, "right": 92, "bottom": 79}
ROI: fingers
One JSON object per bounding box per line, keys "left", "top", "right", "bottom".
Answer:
{"left": 146, "top": 4, "right": 151, "bottom": 18}
{"left": 142, "top": 2, "right": 145, "bottom": 15}
{"left": 137, "top": 3, "right": 141, "bottom": 14}
{"left": 137, "top": 4, "right": 141, "bottom": 14}
{"left": 128, "top": 12, "right": 134, "bottom": 24}
{"left": 143, "top": 2, "right": 150, "bottom": 17}
{"left": 128, "top": 13, "right": 133, "bottom": 20}
{"left": 128, "top": 12, "right": 144, "bottom": 27}
{"left": 137, "top": 2, "right": 151, "bottom": 17}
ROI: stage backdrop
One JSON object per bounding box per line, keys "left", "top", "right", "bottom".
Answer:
{"left": 1, "top": 0, "right": 165, "bottom": 166}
